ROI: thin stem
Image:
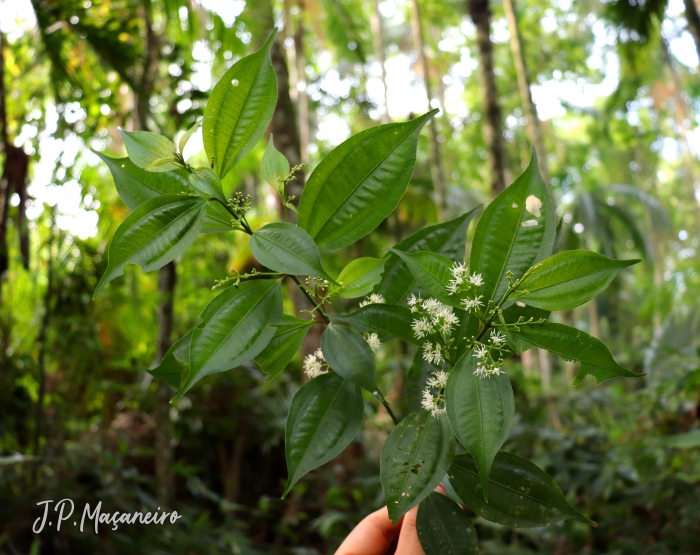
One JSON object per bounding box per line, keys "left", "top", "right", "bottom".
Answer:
{"left": 374, "top": 390, "right": 399, "bottom": 425}
{"left": 290, "top": 275, "right": 330, "bottom": 323}
{"left": 214, "top": 198, "right": 253, "bottom": 234}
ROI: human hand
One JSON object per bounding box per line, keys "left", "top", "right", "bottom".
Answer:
{"left": 334, "top": 485, "right": 446, "bottom": 555}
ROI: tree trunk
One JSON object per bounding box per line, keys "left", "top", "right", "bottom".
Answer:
{"left": 502, "top": 0, "right": 551, "bottom": 187}
{"left": 0, "top": 32, "right": 10, "bottom": 283}
{"left": 294, "top": 0, "right": 309, "bottom": 165}
{"left": 409, "top": 0, "right": 446, "bottom": 220}
{"left": 371, "top": 0, "right": 391, "bottom": 124}
{"left": 135, "top": 6, "right": 175, "bottom": 507}
{"left": 468, "top": 0, "right": 507, "bottom": 197}
{"left": 684, "top": 0, "right": 700, "bottom": 64}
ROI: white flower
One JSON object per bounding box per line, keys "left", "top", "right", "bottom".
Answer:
{"left": 422, "top": 298, "right": 444, "bottom": 318}
{"left": 440, "top": 311, "right": 459, "bottom": 336}
{"left": 474, "top": 364, "right": 489, "bottom": 378}
{"left": 490, "top": 330, "right": 506, "bottom": 345}
{"left": 407, "top": 293, "right": 419, "bottom": 307}
{"left": 359, "top": 293, "right": 386, "bottom": 308}
{"left": 426, "top": 370, "right": 448, "bottom": 388}
{"left": 421, "top": 387, "right": 446, "bottom": 417}
{"left": 451, "top": 262, "right": 468, "bottom": 278}
{"left": 461, "top": 296, "right": 484, "bottom": 313}
{"left": 303, "top": 354, "right": 326, "bottom": 379}
{"left": 422, "top": 342, "right": 444, "bottom": 365}
{"left": 473, "top": 344, "right": 488, "bottom": 360}
{"left": 365, "top": 332, "right": 381, "bottom": 353}
{"left": 314, "top": 349, "right": 325, "bottom": 361}
{"left": 412, "top": 317, "right": 434, "bottom": 339}
{"left": 446, "top": 281, "right": 460, "bottom": 296}
{"left": 468, "top": 273, "right": 484, "bottom": 287}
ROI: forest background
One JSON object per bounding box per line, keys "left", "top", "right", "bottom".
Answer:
{"left": 0, "top": 0, "right": 699, "bottom": 553}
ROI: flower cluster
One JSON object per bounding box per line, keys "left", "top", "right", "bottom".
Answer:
{"left": 360, "top": 293, "right": 385, "bottom": 308}
{"left": 472, "top": 329, "right": 508, "bottom": 378}
{"left": 303, "top": 349, "right": 329, "bottom": 379}
{"left": 365, "top": 332, "right": 381, "bottom": 353}
{"left": 421, "top": 370, "right": 448, "bottom": 417}
{"left": 409, "top": 296, "right": 459, "bottom": 339}
{"left": 446, "top": 263, "right": 485, "bottom": 315}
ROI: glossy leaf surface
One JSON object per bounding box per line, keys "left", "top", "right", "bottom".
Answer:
{"left": 148, "top": 330, "right": 192, "bottom": 389}
{"left": 284, "top": 373, "right": 363, "bottom": 497}
{"left": 189, "top": 168, "right": 227, "bottom": 204}
{"left": 254, "top": 315, "right": 313, "bottom": 378}
{"left": 330, "top": 304, "right": 419, "bottom": 345}
{"left": 119, "top": 129, "right": 180, "bottom": 172}
{"left": 417, "top": 493, "right": 479, "bottom": 555}
{"left": 388, "top": 249, "right": 455, "bottom": 306}
{"left": 337, "top": 257, "right": 386, "bottom": 299}
{"left": 321, "top": 324, "right": 377, "bottom": 392}
{"left": 261, "top": 134, "right": 290, "bottom": 187}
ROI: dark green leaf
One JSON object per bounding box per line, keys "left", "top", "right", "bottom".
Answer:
{"left": 449, "top": 452, "right": 596, "bottom": 528}
{"left": 406, "top": 349, "right": 440, "bottom": 414}
{"left": 148, "top": 330, "right": 192, "bottom": 389}
{"left": 284, "top": 373, "right": 363, "bottom": 497}
{"left": 250, "top": 222, "right": 335, "bottom": 281}
{"left": 119, "top": 129, "right": 180, "bottom": 172}
{"left": 330, "top": 304, "right": 419, "bottom": 345}
{"left": 189, "top": 168, "right": 227, "bottom": 205}
{"left": 417, "top": 492, "right": 479, "bottom": 555}
{"left": 388, "top": 250, "right": 455, "bottom": 306}
{"left": 94, "top": 195, "right": 208, "bottom": 296}
{"left": 510, "top": 250, "right": 640, "bottom": 310}
{"left": 377, "top": 209, "right": 479, "bottom": 304}
{"left": 321, "top": 324, "right": 377, "bottom": 392}
{"left": 470, "top": 150, "right": 555, "bottom": 304}
{"left": 176, "top": 280, "right": 283, "bottom": 399}
{"left": 254, "top": 315, "right": 313, "bottom": 378}
{"left": 298, "top": 110, "right": 437, "bottom": 251}
{"left": 508, "top": 322, "right": 643, "bottom": 384}
{"left": 204, "top": 32, "right": 277, "bottom": 178}
{"left": 381, "top": 411, "right": 456, "bottom": 523}
{"left": 337, "top": 257, "right": 386, "bottom": 299}
{"left": 445, "top": 354, "right": 514, "bottom": 501}
{"left": 261, "top": 134, "right": 290, "bottom": 187}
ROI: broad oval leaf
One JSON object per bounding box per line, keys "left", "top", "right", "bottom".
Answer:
{"left": 176, "top": 280, "right": 283, "bottom": 399}
{"left": 189, "top": 168, "right": 227, "bottom": 204}
{"left": 284, "top": 373, "right": 363, "bottom": 497}
{"left": 508, "top": 322, "right": 643, "bottom": 384}
{"left": 377, "top": 208, "right": 480, "bottom": 304}
{"left": 148, "top": 330, "right": 193, "bottom": 389}
{"left": 119, "top": 129, "right": 180, "bottom": 172}
{"left": 510, "top": 250, "right": 640, "bottom": 310}
{"left": 255, "top": 315, "right": 313, "bottom": 379}
{"left": 204, "top": 32, "right": 277, "bottom": 178}
{"left": 445, "top": 354, "right": 514, "bottom": 501}
{"left": 321, "top": 323, "right": 377, "bottom": 392}
{"left": 261, "top": 134, "right": 290, "bottom": 187}
{"left": 337, "top": 257, "right": 386, "bottom": 299}
{"left": 250, "top": 222, "right": 334, "bottom": 281}
{"left": 94, "top": 195, "right": 208, "bottom": 296}
{"left": 470, "top": 150, "right": 555, "bottom": 304}
{"left": 381, "top": 410, "right": 456, "bottom": 523}
{"left": 298, "top": 110, "right": 437, "bottom": 251}
{"left": 449, "top": 452, "right": 596, "bottom": 528}
{"left": 388, "top": 249, "right": 455, "bottom": 306}
{"left": 330, "top": 304, "right": 419, "bottom": 345}
{"left": 417, "top": 492, "right": 479, "bottom": 555}
{"left": 94, "top": 153, "right": 233, "bottom": 234}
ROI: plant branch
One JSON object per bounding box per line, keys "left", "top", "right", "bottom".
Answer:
{"left": 290, "top": 275, "right": 330, "bottom": 323}
{"left": 374, "top": 390, "right": 399, "bottom": 425}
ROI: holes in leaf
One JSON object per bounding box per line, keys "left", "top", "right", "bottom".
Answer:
{"left": 521, "top": 219, "right": 538, "bottom": 227}
{"left": 525, "top": 195, "right": 542, "bottom": 217}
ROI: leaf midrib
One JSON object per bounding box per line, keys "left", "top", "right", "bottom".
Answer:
{"left": 395, "top": 413, "right": 432, "bottom": 511}
{"left": 257, "top": 230, "right": 319, "bottom": 274}
{"left": 522, "top": 262, "right": 629, "bottom": 294}
{"left": 512, "top": 328, "right": 613, "bottom": 370}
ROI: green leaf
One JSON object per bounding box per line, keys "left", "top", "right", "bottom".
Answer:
{"left": 508, "top": 322, "right": 643, "bottom": 384}
{"left": 255, "top": 315, "right": 313, "bottom": 379}
{"left": 179, "top": 120, "right": 200, "bottom": 154}
{"left": 330, "top": 304, "right": 420, "bottom": 345}
{"left": 377, "top": 208, "right": 480, "bottom": 304}
{"left": 449, "top": 452, "right": 596, "bottom": 528}
{"left": 119, "top": 129, "right": 180, "bottom": 172}
{"left": 94, "top": 153, "right": 233, "bottom": 234}
{"left": 321, "top": 324, "right": 377, "bottom": 392}
{"left": 189, "top": 168, "right": 227, "bottom": 205}
{"left": 298, "top": 110, "right": 437, "bottom": 251}
{"left": 388, "top": 249, "right": 455, "bottom": 306}
{"left": 381, "top": 411, "right": 456, "bottom": 523}
{"left": 176, "top": 280, "right": 283, "bottom": 399}
{"left": 94, "top": 195, "right": 208, "bottom": 296}
{"left": 261, "top": 134, "right": 290, "bottom": 187}
{"left": 417, "top": 493, "right": 479, "bottom": 555}
{"left": 453, "top": 309, "right": 481, "bottom": 360}
{"left": 284, "top": 373, "right": 363, "bottom": 497}
{"left": 501, "top": 304, "right": 550, "bottom": 356}
{"left": 204, "top": 32, "right": 277, "bottom": 178}
{"left": 148, "top": 330, "right": 192, "bottom": 389}
{"left": 445, "top": 354, "right": 514, "bottom": 501}
{"left": 659, "top": 430, "right": 700, "bottom": 449}
{"left": 470, "top": 150, "right": 555, "bottom": 304}
{"left": 510, "top": 250, "right": 640, "bottom": 310}
{"left": 337, "top": 257, "right": 386, "bottom": 299}
{"left": 250, "top": 222, "right": 335, "bottom": 281}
